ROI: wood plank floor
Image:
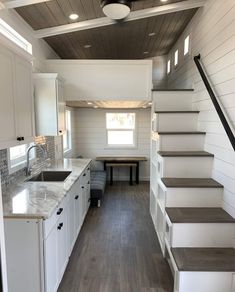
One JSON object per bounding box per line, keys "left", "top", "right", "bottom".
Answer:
{"left": 58, "top": 182, "right": 173, "bottom": 292}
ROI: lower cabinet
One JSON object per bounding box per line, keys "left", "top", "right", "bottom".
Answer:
{"left": 4, "top": 166, "right": 91, "bottom": 292}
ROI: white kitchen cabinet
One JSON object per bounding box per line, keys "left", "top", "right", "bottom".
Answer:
{"left": 0, "top": 37, "right": 34, "bottom": 150}
{"left": 4, "top": 165, "right": 91, "bottom": 292}
{"left": 34, "top": 73, "right": 66, "bottom": 136}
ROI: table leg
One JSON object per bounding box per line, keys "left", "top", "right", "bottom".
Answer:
{"left": 104, "top": 162, "right": 107, "bottom": 171}
{"left": 136, "top": 162, "right": 139, "bottom": 184}
{"left": 110, "top": 166, "right": 113, "bottom": 185}
{"left": 130, "top": 166, "right": 133, "bottom": 186}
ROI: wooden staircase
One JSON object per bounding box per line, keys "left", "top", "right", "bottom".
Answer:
{"left": 150, "top": 90, "right": 235, "bottom": 292}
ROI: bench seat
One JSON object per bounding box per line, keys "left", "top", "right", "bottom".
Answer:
{"left": 90, "top": 170, "right": 107, "bottom": 207}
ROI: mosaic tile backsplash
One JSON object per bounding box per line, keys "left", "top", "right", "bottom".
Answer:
{"left": 0, "top": 136, "right": 58, "bottom": 189}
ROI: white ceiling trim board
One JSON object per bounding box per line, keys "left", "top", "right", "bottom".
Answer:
{"left": 0, "top": 0, "right": 52, "bottom": 9}
{"left": 34, "top": 0, "right": 207, "bottom": 38}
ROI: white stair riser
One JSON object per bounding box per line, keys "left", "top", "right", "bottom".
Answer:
{"left": 168, "top": 223, "right": 235, "bottom": 248}
{"left": 166, "top": 188, "right": 223, "bottom": 207}
{"left": 159, "top": 135, "right": 205, "bottom": 151}
{"left": 152, "top": 91, "right": 193, "bottom": 111}
{"left": 177, "top": 272, "right": 234, "bottom": 292}
{"left": 154, "top": 113, "right": 198, "bottom": 132}
{"left": 160, "top": 156, "right": 213, "bottom": 178}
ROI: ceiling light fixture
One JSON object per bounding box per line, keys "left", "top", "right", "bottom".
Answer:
{"left": 94, "top": 106, "right": 98, "bottom": 109}
{"left": 101, "top": 0, "right": 131, "bottom": 20}
{"left": 84, "top": 44, "right": 91, "bottom": 49}
{"left": 160, "top": 0, "right": 168, "bottom": 2}
{"left": 143, "top": 51, "right": 149, "bottom": 55}
{"left": 87, "top": 102, "right": 93, "bottom": 105}
{"left": 69, "top": 13, "right": 79, "bottom": 20}
{"left": 148, "top": 32, "right": 155, "bottom": 37}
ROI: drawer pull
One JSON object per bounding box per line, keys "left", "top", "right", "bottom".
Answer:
{"left": 75, "top": 195, "right": 79, "bottom": 200}
{"left": 82, "top": 186, "right": 84, "bottom": 189}
{"left": 57, "top": 223, "right": 63, "bottom": 230}
{"left": 88, "top": 181, "right": 90, "bottom": 185}
{"left": 83, "top": 173, "right": 86, "bottom": 177}
{"left": 57, "top": 208, "right": 63, "bottom": 215}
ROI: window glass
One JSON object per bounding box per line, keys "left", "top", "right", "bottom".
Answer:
{"left": 174, "top": 50, "right": 179, "bottom": 66}
{"left": 0, "top": 18, "right": 32, "bottom": 54}
{"left": 184, "top": 35, "right": 190, "bottom": 56}
{"left": 9, "top": 143, "right": 35, "bottom": 172}
{"left": 63, "top": 109, "right": 72, "bottom": 152}
{"left": 106, "top": 113, "right": 136, "bottom": 147}
{"left": 167, "top": 60, "right": 171, "bottom": 74}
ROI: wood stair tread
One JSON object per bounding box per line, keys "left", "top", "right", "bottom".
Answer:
{"left": 171, "top": 248, "right": 235, "bottom": 272}
{"left": 158, "top": 131, "right": 206, "bottom": 135}
{"left": 165, "top": 208, "right": 235, "bottom": 223}
{"left": 155, "top": 111, "right": 199, "bottom": 114}
{"left": 161, "top": 178, "right": 223, "bottom": 188}
{"left": 158, "top": 151, "right": 213, "bottom": 157}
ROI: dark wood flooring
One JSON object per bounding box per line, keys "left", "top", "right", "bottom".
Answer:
{"left": 58, "top": 182, "right": 173, "bottom": 292}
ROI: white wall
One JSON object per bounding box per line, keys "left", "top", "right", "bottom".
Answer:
{"left": 45, "top": 59, "right": 153, "bottom": 101}
{"left": 0, "top": 9, "right": 58, "bottom": 72}
{"left": 166, "top": 0, "right": 235, "bottom": 217}
{"left": 72, "top": 108, "right": 151, "bottom": 181}
{"left": 152, "top": 56, "right": 167, "bottom": 89}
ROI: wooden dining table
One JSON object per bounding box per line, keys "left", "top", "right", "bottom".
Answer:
{"left": 96, "top": 156, "right": 147, "bottom": 185}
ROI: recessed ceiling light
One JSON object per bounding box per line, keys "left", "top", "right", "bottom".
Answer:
{"left": 87, "top": 102, "right": 93, "bottom": 105}
{"left": 148, "top": 102, "right": 152, "bottom": 105}
{"left": 160, "top": 0, "right": 168, "bottom": 2}
{"left": 143, "top": 51, "right": 149, "bottom": 55}
{"left": 148, "top": 32, "right": 155, "bottom": 37}
{"left": 142, "top": 106, "right": 147, "bottom": 109}
{"left": 94, "top": 106, "right": 98, "bottom": 109}
{"left": 69, "top": 13, "right": 79, "bottom": 20}
{"left": 84, "top": 44, "right": 91, "bottom": 49}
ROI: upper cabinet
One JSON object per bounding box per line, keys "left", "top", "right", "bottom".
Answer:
{"left": 34, "top": 73, "right": 65, "bottom": 136}
{"left": 0, "top": 37, "right": 34, "bottom": 150}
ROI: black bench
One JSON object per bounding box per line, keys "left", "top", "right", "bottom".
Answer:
{"left": 90, "top": 170, "right": 107, "bottom": 207}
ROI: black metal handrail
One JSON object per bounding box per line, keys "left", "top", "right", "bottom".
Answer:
{"left": 194, "top": 54, "right": 235, "bottom": 151}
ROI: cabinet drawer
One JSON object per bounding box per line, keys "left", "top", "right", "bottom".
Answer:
{"left": 43, "top": 198, "right": 67, "bottom": 239}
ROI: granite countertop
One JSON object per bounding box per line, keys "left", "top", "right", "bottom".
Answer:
{"left": 2, "top": 158, "right": 91, "bottom": 220}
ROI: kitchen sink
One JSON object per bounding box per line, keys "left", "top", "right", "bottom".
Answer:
{"left": 26, "top": 171, "right": 72, "bottom": 182}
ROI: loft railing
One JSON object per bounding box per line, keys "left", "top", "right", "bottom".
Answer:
{"left": 194, "top": 54, "right": 235, "bottom": 151}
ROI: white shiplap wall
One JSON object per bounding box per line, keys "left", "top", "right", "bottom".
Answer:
{"left": 167, "top": 0, "right": 235, "bottom": 216}
{"left": 72, "top": 108, "right": 151, "bottom": 181}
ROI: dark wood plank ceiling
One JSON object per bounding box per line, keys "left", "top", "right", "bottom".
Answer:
{"left": 15, "top": 0, "right": 198, "bottom": 59}
{"left": 45, "top": 9, "right": 197, "bottom": 59}
{"left": 16, "top": 0, "right": 191, "bottom": 29}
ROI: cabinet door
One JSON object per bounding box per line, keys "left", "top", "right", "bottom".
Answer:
{"left": 14, "top": 55, "right": 34, "bottom": 142}
{"left": 44, "top": 227, "right": 58, "bottom": 292}
{"left": 0, "top": 45, "right": 17, "bottom": 149}
{"left": 67, "top": 193, "right": 75, "bottom": 255}
{"left": 56, "top": 211, "right": 68, "bottom": 283}
{"left": 56, "top": 81, "right": 65, "bottom": 134}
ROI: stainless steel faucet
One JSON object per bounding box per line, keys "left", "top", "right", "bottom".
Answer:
{"left": 25, "top": 144, "right": 47, "bottom": 176}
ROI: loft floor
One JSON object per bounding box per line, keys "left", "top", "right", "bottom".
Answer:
{"left": 58, "top": 182, "right": 173, "bottom": 292}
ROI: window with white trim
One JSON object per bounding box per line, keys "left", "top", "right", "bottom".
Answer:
{"left": 184, "top": 35, "right": 190, "bottom": 56}
{"left": 106, "top": 113, "right": 136, "bottom": 147}
{"left": 8, "top": 143, "right": 35, "bottom": 173}
{"left": 0, "top": 18, "right": 32, "bottom": 54}
{"left": 167, "top": 60, "right": 171, "bottom": 74}
{"left": 174, "top": 49, "right": 179, "bottom": 67}
{"left": 63, "top": 109, "right": 72, "bottom": 153}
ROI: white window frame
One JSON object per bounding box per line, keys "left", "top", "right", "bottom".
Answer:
{"left": 184, "top": 35, "right": 190, "bottom": 57}
{"left": 7, "top": 143, "right": 35, "bottom": 174}
{"left": 106, "top": 112, "right": 137, "bottom": 149}
{"left": 0, "top": 18, "right": 32, "bottom": 54}
{"left": 174, "top": 49, "right": 179, "bottom": 67}
{"left": 167, "top": 59, "right": 171, "bottom": 74}
{"left": 63, "top": 109, "right": 72, "bottom": 153}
